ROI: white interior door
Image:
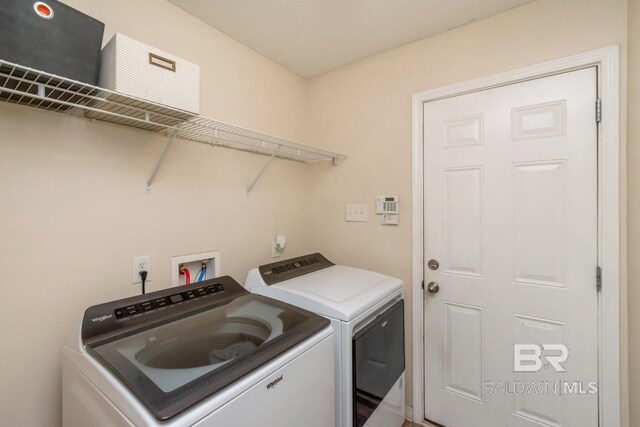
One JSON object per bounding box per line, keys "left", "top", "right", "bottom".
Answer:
{"left": 423, "top": 67, "right": 599, "bottom": 427}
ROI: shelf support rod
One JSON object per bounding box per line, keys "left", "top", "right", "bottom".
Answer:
{"left": 146, "top": 123, "right": 183, "bottom": 193}
{"left": 246, "top": 146, "right": 281, "bottom": 196}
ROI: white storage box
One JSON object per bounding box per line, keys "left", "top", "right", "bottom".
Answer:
{"left": 99, "top": 33, "right": 200, "bottom": 114}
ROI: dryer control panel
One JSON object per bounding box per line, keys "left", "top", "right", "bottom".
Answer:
{"left": 259, "top": 253, "right": 334, "bottom": 286}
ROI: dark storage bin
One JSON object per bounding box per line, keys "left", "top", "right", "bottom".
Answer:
{"left": 0, "top": 0, "right": 104, "bottom": 85}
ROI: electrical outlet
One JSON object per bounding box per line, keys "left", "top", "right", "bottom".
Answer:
{"left": 272, "top": 241, "right": 282, "bottom": 258}
{"left": 132, "top": 255, "right": 151, "bottom": 284}
{"left": 272, "top": 235, "right": 286, "bottom": 258}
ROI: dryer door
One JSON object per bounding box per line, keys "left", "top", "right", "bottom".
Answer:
{"left": 352, "top": 299, "right": 404, "bottom": 427}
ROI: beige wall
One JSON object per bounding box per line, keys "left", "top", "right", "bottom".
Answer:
{"left": 0, "top": 1, "right": 313, "bottom": 426}
{"left": 627, "top": 0, "right": 639, "bottom": 426}
{"left": 0, "top": 0, "right": 634, "bottom": 425}
{"left": 306, "top": 0, "right": 628, "bottom": 421}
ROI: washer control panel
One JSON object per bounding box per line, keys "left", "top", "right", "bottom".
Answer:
{"left": 259, "top": 253, "right": 334, "bottom": 285}
{"left": 114, "top": 283, "right": 225, "bottom": 319}
{"left": 82, "top": 276, "right": 244, "bottom": 345}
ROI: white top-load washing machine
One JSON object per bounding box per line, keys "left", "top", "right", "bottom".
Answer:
{"left": 63, "top": 276, "right": 334, "bottom": 427}
{"left": 245, "top": 253, "right": 405, "bottom": 427}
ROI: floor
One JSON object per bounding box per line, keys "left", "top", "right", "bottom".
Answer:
{"left": 403, "top": 421, "right": 439, "bottom": 427}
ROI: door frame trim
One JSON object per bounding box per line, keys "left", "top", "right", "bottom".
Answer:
{"left": 411, "top": 45, "right": 620, "bottom": 426}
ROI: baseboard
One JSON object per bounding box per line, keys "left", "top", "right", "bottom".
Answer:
{"left": 405, "top": 404, "right": 413, "bottom": 421}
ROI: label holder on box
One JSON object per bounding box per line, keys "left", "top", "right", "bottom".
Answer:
{"left": 149, "top": 53, "right": 176, "bottom": 73}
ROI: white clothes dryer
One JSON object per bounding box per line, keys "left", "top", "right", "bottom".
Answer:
{"left": 245, "top": 253, "right": 405, "bottom": 427}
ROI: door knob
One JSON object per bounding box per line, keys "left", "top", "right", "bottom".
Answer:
{"left": 428, "top": 259, "right": 439, "bottom": 270}
{"left": 426, "top": 282, "right": 440, "bottom": 294}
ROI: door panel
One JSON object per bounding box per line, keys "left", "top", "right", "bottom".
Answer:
{"left": 423, "top": 67, "right": 598, "bottom": 427}
{"left": 513, "top": 161, "right": 564, "bottom": 287}
{"left": 512, "top": 315, "right": 566, "bottom": 426}
{"left": 443, "top": 167, "right": 483, "bottom": 276}
{"left": 442, "top": 302, "right": 484, "bottom": 402}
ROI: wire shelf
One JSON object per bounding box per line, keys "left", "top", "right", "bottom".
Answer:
{"left": 0, "top": 60, "right": 346, "bottom": 164}
{"left": 173, "top": 116, "right": 344, "bottom": 163}
{"left": 0, "top": 60, "right": 192, "bottom": 132}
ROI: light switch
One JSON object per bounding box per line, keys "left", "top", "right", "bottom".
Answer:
{"left": 346, "top": 204, "right": 368, "bottom": 222}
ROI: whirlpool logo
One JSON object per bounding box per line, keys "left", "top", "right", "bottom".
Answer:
{"left": 91, "top": 314, "right": 113, "bottom": 323}
{"left": 266, "top": 375, "right": 283, "bottom": 390}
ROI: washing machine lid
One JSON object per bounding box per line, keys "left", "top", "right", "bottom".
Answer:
{"left": 81, "top": 276, "right": 329, "bottom": 421}
{"left": 250, "top": 254, "right": 403, "bottom": 321}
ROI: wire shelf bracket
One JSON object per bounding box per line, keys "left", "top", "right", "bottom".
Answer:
{"left": 246, "top": 145, "right": 282, "bottom": 196}
{"left": 145, "top": 123, "right": 184, "bottom": 193}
